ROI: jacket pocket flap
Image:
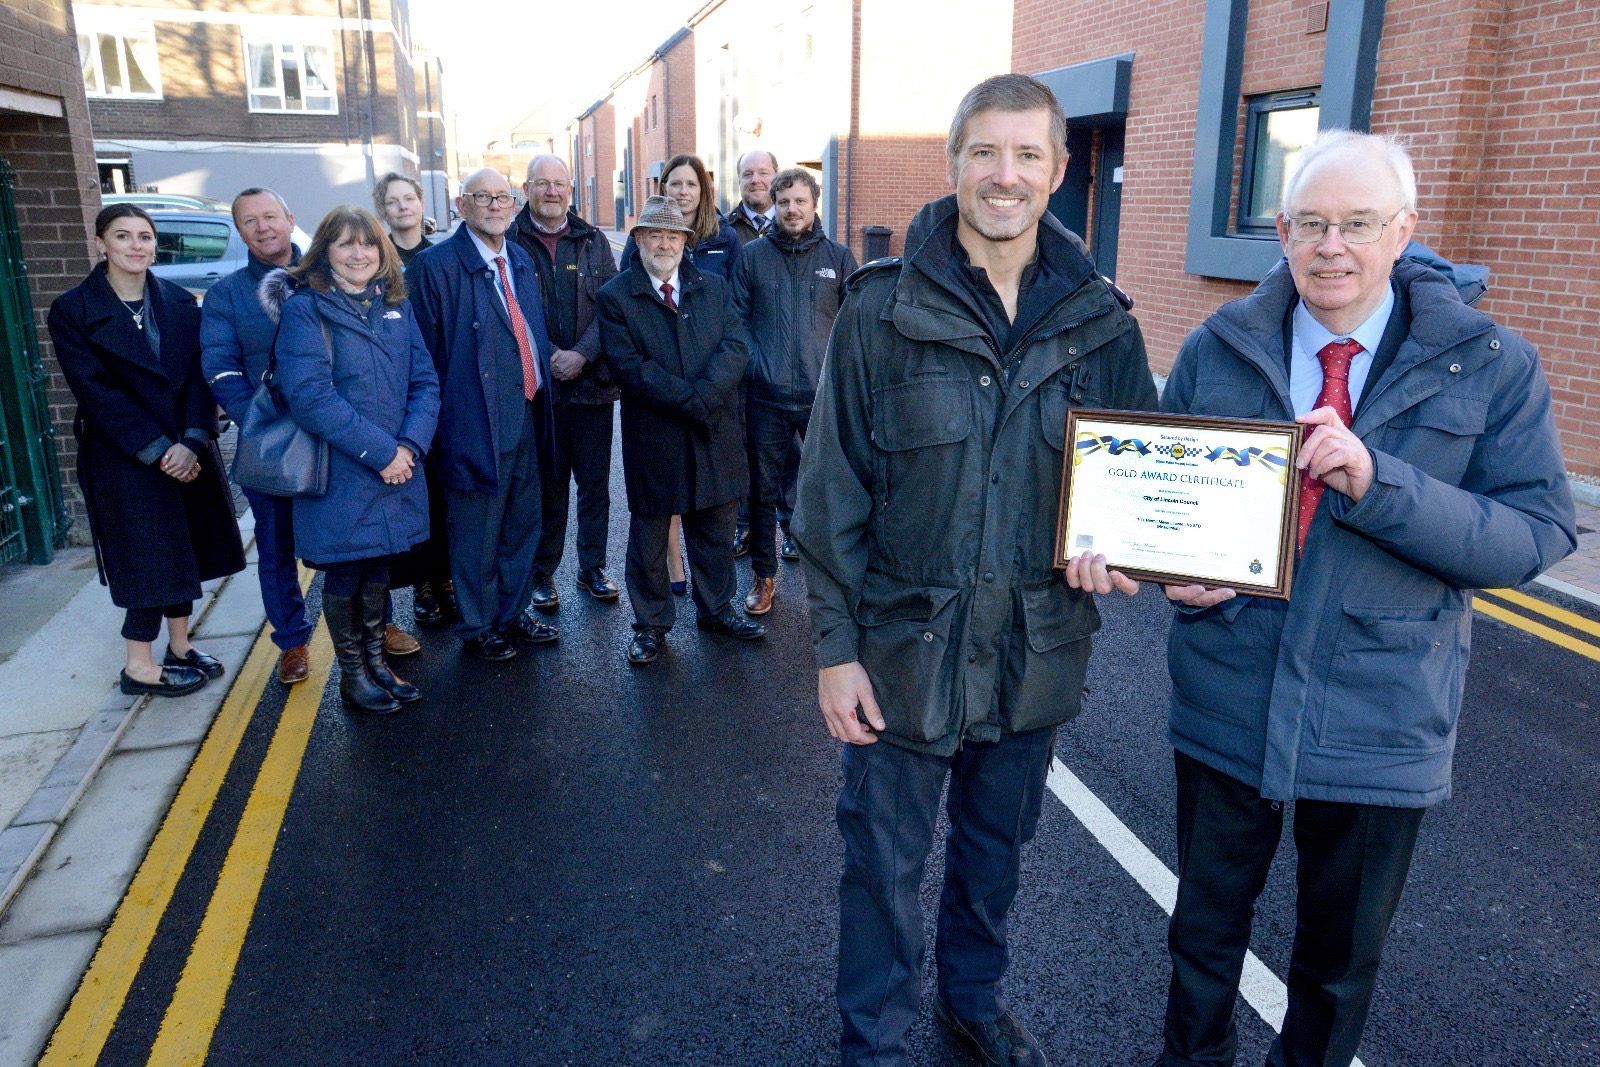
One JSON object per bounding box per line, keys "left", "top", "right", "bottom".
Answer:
{"left": 1388, "top": 394, "right": 1488, "bottom": 436}
{"left": 854, "top": 573, "right": 961, "bottom": 626}
{"left": 1021, "top": 582, "right": 1096, "bottom": 652}
{"left": 872, "top": 379, "right": 971, "bottom": 451}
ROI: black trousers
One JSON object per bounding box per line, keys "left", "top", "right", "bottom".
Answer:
{"left": 122, "top": 602, "right": 193, "bottom": 642}
{"left": 624, "top": 501, "right": 737, "bottom": 630}
{"left": 446, "top": 410, "right": 542, "bottom": 640}
{"left": 1161, "top": 751, "right": 1425, "bottom": 1067}
{"left": 746, "top": 401, "right": 809, "bottom": 578}
{"left": 534, "top": 399, "right": 615, "bottom": 576}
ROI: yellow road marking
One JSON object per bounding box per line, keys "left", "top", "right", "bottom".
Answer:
{"left": 38, "top": 627, "right": 279, "bottom": 1066}
{"left": 1485, "top": 586, "right": 1600, "bottom": 641}
{"left": 142, "top": 620, "right": 332, "bottom": 1065}
{"left": 1475, "top": 598, "right": 1600, "bottom": 664}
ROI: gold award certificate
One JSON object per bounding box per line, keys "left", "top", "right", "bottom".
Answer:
{"left": 1053, "top": 410, "right": 1305, "bottom": 599}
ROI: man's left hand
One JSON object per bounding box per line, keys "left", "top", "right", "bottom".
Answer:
{"left": 1064, "top": 551, "right": 1138, "bottom": 596}
{"left": 550, "top": 349, "right": 587, "bottom": 381}
{"left": 1296, "top": 406, "right": 1374, "bottom": 503}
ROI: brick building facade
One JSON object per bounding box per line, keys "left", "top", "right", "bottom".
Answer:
{"left": 79, "top": 0, "right": 438, "bottom": 228}
{"left": 1014, "top": 0, "right": 1600, "bottom": 481}
{"left": 1, "top": 0, "right": 100, "bottom": 556}
{"left": 574, "top": 98, "right": 617, "bottom": 229}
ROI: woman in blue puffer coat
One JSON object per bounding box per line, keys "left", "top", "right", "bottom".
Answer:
{"left": 263, "top": 206, "right": 439, "bottom": 714}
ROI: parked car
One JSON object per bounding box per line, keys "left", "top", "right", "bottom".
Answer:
{"left": 126, "top": 206, "right": 312, "bottom": 300}
{"left": 104, "top": 192, "right": 232, "bottom": 213}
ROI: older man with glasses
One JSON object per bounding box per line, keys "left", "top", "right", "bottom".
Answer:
{"left": 406, "top": 168, "right": 559, "bottom": 662}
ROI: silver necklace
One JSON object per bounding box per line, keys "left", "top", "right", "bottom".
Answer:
{"left": 120, "top": 298, "right": 145, "bottom": 330}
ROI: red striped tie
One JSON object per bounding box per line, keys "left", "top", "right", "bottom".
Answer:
{"left": 494, "top": 255, "right": 540, "bottom": 400}
{"left": 1296, "top": 338, "right": 1360, "bottom": 552}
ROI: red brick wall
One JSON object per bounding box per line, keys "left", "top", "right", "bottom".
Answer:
{"left": 639, "top": 35, "right": 696, "bottom": 189}
{"left": 1014, "top": 0, "right": 1600, "bottom": 479}
{"left": 846, "top": 136, "right": 949, "bottom": 260}
{"left": 578, "top": 103, "right": 616, "bottom": 229}
{"left": 2, "top": 0, "right": 102, "bottom": 538}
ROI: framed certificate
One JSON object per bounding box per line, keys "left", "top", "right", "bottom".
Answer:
{"left": 1053, "top": 410, "right": 1305, "bottom": 599}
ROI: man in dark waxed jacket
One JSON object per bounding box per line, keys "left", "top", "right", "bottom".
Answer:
{"left": 791, "top": 75, "right": 1158, "bottom": 1067}
{"left": 730, "top": 167, "right": 857, "bottom": 616}
{"left": 510, "top": 153, "right": 623, "bottom": 611}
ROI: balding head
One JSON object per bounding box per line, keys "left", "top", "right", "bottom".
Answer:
{"left": 523, "top": 155, "right": 573, "bottom": 227}
{"left": 457, "top": 168, "right": 516, "bottom": 246}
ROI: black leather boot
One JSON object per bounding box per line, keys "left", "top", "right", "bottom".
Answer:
{"left": 324, "top": 592, "right": 400, "bottom": 714}
{"left": 361, "top": 583, "right": 420, "bottom": 703}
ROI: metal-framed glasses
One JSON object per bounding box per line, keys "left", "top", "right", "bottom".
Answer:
{"left": 528, "top": 180, "right": 571, "bottom": 193}
{"left": 1283, "top": 211, "right": 1404, "bottom": 244}
{"left": 466, "top": 192, "right": 518, "bottom": 208}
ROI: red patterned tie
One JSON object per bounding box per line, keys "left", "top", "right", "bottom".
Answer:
{"left": 660, "top": 280, "right": 677, "bottom": 311}
{"left": 1296, "top": 338, "right": 1361, "bottom": 552}
{"left": 494, "top": 255, "right": 540, "bottom": 400}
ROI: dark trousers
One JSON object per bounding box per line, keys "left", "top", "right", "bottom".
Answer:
{"left": 534, "top": 399, "right": 615, "bottom": 576}
{"left": 836, "top": 726, "right": 1056, "bottom": 1067}
{"left": 122, "top": 602, "right": 193, "bottom": 642}
{"left": 624, "top": 501, "right": 737, "bottom": 631}
{"left": 1161, "top": 751, "right": 1425, "bottom": 1067}
{"left": 446, "top": 412, "right": 542, "bottom": 640}
{"left": 746, "top": 401, "right": 809, "bottom": 578}
{"left": 242, "top": 487, "right": 314, "bottom": 651}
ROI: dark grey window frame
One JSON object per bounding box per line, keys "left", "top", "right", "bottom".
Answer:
{"left": 1184, "top": 0, "right": 1387, "bottom": 281}
{"left": 1236, "top": 87, "right": 1320, "bottom": 235}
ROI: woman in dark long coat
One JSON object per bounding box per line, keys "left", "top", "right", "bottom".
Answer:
{"left": 263, "top": 206, "right": 439, "bottom": 715}
{"left": 48, "top": 205, "right": 246, "bottom": 697}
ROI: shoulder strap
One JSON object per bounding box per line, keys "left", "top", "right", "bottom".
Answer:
{"left": 263, "top": 298, "right": 334, "bottom": 386}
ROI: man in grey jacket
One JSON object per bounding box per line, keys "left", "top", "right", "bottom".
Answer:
{"left": 730, "top": 167, "right": 856, "bottom": 615}
{"left": 1157, "top": 131, "right": 1575, "bottom": 1067}
{"left": 793, "top": 74, "right": 1158, "bottom": 1067}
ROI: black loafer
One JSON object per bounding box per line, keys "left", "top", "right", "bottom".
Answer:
{"left": 463, "top": 632, "right": 517, "bottom": 662}
{"left": 576, "top": 566, "right": 620, "bottom": 601}
{"left": 507, "top": 611, "right": 560, "bottom": 644}
{"left": 121, "top": 665, "right": 208, "bottom": 697}
{"left": 732, "top": 526, "right": 750, "bottom": 558}
{"left": 781, "top": 535, "right": 800, "bottom": 561}
{"left": 627, "top": 628, "right": 664, "bottom": 665}
{"left": 413, "top": 581, "right": 447, "bottom": 626}
{"left": 932, "top": 999, "right": 1051, "bottom": 1067}
{"left": 529, "top": 575, "right": 560, "bottom": 613}
{"left": 164, "top": 647, "right": 224, "bottom": 679}
{"left": 695, "top": 608, "right": 766, "bottom": 641}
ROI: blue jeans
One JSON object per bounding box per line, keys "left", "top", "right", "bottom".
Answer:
{"left": 242, "top": 487, "right": 314, "bottom": 651}
{"left": 836, "top": 727, "right": 1056, "bottom": 1066}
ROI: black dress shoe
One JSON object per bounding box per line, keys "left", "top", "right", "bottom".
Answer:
{"left": 695, "top": 608, "right": 766, "bottom": 641}
{"left": 732, "top": 525, "right": 750, "bottom": 558}
{"left": 627, "top": 627, "right": 665, "bottom": 664}
{"left": 932, "top": 999, "right": 1051, "bottom": 1067}
{"left": 463, "top": 631, "right": 517, "bottom": 661}
{"left": 507, "top": 611, "right": 560, "bottom": 644}
{"left": 164, "top": 647, "right": 224, "bottom": 679}
{"left": 121, "top": 665, "right": 208, "bottom": 697}
{"left": 437, "top": 580, "right": 461, "bottom": 622}
{"left": 529, "top": 574, "right": 560, "bottom": 613}
{"left": 576, "top": 566, "right": 620, "bottom": 601}
{"left": 781, "top": 534, "right": 800, "bottom": 561}
{"left": 413, "top": 581, "right": 447, "bottom": 626}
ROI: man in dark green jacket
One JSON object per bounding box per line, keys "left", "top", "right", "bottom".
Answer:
{"left": 792, "top": 74, "right": 1158, "bottom": 1067}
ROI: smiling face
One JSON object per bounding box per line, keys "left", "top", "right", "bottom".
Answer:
{"left": 523, "top": 156, "right": 572, "bottom": 228}
{"left": 662, "top": 164, "right": 702, "bottom": 229}
{"left": 1278, "top": 152, "right": 1417, "bottom": 335}
{"left": 738, "top": 152, "right": 776, "bottom": 212}
{"left": 328, "top": 225, "right": 380, "bottom": 290}
{"left": 637, "top": 227, "right": 686, "bottom": 281}
{"left": 950, "top": 107, "right": 1066, "bottom": 248}
{"left": 234, "top": 191, "right": 295, "bottom": 265}
{"left": 774, "top": 181, "right": 816, "bottom": 237}
{"left": 379, "top": 179, "right": 422, "bottom": 234}
{"left": 95, "top": 215, "right": 157, "bottom": 279}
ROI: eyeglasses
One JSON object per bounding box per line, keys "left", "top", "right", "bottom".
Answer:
{"left": 466, "top": 192, "right": 517, "bottom": 208}
{"left": 528, "top": 180, "right": 570, "bottom": 193}
{"left": 1283, "top": 211, "right": 1404, "bottom": 245}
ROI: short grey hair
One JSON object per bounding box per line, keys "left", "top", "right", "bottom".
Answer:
{"left": 231, "top": 186, "right": 291, "bottom": 221}
{"left": 946, "top": 74, "right": 1068, "bottom": 167}
{"left": 1280, "top": 129, "right": 1418, "bottom": 215}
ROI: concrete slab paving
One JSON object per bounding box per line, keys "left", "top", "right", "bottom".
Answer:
{"left": 0, "top": 732, "right": 75, "bottom": 831}
{"left": 118, "top": 632, "right": 257, "bottom": 752}
{"left": 0, "top": 929, "right": 100, "bottom": 1067}
{"left": 0, "top": 823, "right": 53, "bottom": 914}
{"left": 0, "top": 548, "right": 97, "bottom": 669}
{"left": 0, "top": 577, "right": 128, "bottom": 737}
{"left": 193, "top": 567, "right": 265, "bottom": 640}
{"left": 10, "top": 695, "right": 138, "bottom": 829}
{"left": 0, "top": 745, "right": 194, "bottom": 944}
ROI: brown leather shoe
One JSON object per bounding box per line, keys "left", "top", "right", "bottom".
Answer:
{"left": 277, "top": 644, "right": 311, "bottom": 686}
{"left": 384, "top": 623, "right": 421, "bottom": 656}
{"left": 744, "top": 576, "right": 775, "bottom": 615}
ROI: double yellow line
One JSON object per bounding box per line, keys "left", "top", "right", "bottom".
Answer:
{"left": 40, "top": 604, "right": 331, "bottom": 1065}
{"left": 1477, "top": 587, "right": 1600, "bottom": 663}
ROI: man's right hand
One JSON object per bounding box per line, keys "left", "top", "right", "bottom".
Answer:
{"left": 550, "top": 349, "right": 587, "bottom": 381}
{"left": 818, "top": 662, "right": 884, "bottom": 745}
{"left": 1163, "top": 583, "right": 1237, "bottom": 608}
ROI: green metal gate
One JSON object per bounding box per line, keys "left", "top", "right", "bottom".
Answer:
{"left": 0, "top": 156, "right": 71, "bottom": 564}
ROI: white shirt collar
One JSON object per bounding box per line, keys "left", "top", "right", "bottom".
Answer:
{"left": 649, "top": 269, "right": 682, "bottom": 303}
{"left": 466, "top": 226, "right": 509, "bottom": 271}
{"left": 1293, "top": 284, "right": 1395, "bottom": 358}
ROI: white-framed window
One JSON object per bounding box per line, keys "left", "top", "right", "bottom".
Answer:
{"left": 77, "top": 15, "right": 162, "bottom": 99}
{"left": 243, "top": 35, "right": 337, "bottom": 114}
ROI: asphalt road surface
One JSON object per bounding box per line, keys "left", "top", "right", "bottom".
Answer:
{"left": 65, "top": 446, "right": 1600, "bottom": 1066}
